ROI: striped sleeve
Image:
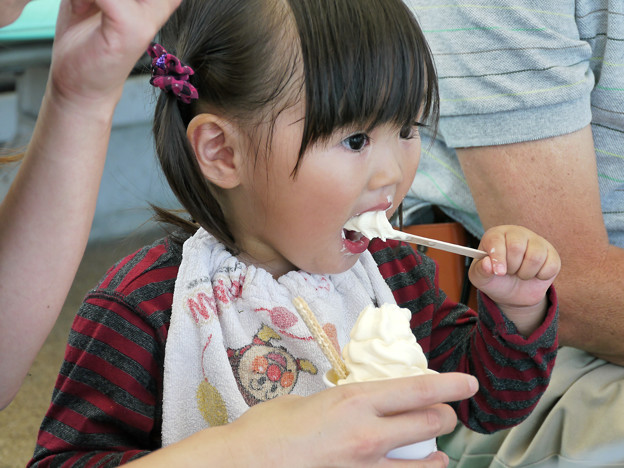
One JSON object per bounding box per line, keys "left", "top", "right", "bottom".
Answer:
{"left": 28, "top": 237, "right": 181, "bottom": 467}
{"left": 369, "top": 239, "right": 558, "bottom": 434}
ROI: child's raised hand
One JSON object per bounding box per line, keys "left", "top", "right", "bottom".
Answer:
{"left": 468, "top": 225, "right": 561, "bottom": 334}
{"left": 49, "top": 0, "right": 182, "bottom": 110}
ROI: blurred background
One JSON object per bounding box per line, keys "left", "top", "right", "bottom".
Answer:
{"left": 0, "top": 0, "right": 179, "bottom": 240}
{"left": 0, "top": 1, "right": 177, "bottom": 465}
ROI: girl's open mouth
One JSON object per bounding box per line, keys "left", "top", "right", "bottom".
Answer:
{"left": 342, "top": 228, "right": 370, "bottom": 254}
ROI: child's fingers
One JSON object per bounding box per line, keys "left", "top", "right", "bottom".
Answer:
{"left": 498, "top": 229, "right": 530, "bottom": 276}
{"left": 514, "top": 237, "right": 550, "bottom": 280}
{"left": 536, "top": 246, "right": 561, "bottom": 281}
{"left": 507, "top": 229, "right": 560, "bottom": 281}
{"left": 477, "top": 230, "right": 508, "bottom": 277}
{"left": 479, "top": 226, "right": 561, "bottom": 282}
{"left": 500, "top": 228, "right": 552, "bottom": 279}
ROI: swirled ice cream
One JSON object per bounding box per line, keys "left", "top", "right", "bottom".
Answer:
{"left": 338, "top": 303, "right": 436, "bottom": 384}
{"left": 343, "top": 211, "right": 396, "bottom": 242}
{"left": 325, "top": 303, "right": 438, "bottom": 460}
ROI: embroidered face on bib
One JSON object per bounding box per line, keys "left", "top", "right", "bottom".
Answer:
{"left": 227, "top": 325, "right": 317, "bottom": 406}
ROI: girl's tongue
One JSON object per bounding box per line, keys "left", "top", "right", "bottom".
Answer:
{"left": 344, "top": 229, "right": 362, "bottom": 242}
{"left": 343, "top": 228, "right": 370, "bottom": 254}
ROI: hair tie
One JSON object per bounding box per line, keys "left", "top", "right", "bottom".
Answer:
{"left": 147, "top": 42, "right": 199, "bottom": 104}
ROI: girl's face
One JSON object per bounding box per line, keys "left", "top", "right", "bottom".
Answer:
{"left": 0, "top": 0, "right": 31, "bottom": 27}
{"left": 229, "top": 101, "right": 421, "bottom": 278}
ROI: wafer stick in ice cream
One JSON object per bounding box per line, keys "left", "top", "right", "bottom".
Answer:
{"left": 293, "top": 296, "right": 348, "bottom": 380}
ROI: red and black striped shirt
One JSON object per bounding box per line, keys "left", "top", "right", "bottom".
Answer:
{"left": 29, "top": 236, "right": 558, "bottom": 467}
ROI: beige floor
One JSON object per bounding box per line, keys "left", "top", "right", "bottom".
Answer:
{"left": 0, "top": 229, "right": 164, "bottom": 468}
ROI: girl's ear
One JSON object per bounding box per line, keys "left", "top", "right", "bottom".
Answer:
{"left": 187, "top": 114, "right": 242, "bottom": 189}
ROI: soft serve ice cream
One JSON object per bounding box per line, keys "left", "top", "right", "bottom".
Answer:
{"left": 326, "top": 303, "right": 438, "bottom": 460}
{"left": 339, "top": 303, "right": 436, "bottom": 384}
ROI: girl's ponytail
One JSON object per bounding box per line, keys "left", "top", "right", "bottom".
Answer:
{"left": 150, "top": 0, "right": 295, "bottom": 252}
{"left": 152, "top": 91, "right": 235, "bottom": 249}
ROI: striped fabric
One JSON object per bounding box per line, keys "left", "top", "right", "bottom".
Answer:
{"left": 29, "top": 236, "right": 557, "bottom": 467}
{"left": 405, "top": 0, "right": 624, "bottom": 245}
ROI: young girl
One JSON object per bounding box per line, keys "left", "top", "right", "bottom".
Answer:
{"left": 30, "top": 0, "right": 560, "bottom": 466}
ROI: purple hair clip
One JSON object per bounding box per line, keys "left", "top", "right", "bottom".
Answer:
{"left": 147, "top": 42, "right": 199, "bottom": 104}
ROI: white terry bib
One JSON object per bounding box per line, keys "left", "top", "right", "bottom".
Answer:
{"left": 162, "top": 228, "right": 397, "bottom": 446}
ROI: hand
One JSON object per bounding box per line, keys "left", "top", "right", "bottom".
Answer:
{"left": 469, "top": 225, "right": 561, "bottom": 334}
{"left": 127, "top": 373, "right": 478, "bottom": 467}
{"left": 49, "top": 0, "right": 182, "bottom": 110}
{"left": 227, "top": 373, "right": 478, "bottom": 467}
{"left": 457, "top": 129, "right": 623, "bottom": 361}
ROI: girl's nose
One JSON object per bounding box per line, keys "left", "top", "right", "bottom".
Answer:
{"left": 368, "top": 148, "right": 403, "bottom": 191}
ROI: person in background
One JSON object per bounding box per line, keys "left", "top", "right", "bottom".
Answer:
{"left": 405, "top": 1, "right": 624, "bottom": 466}
{"left": 0, "top": 0, "right": 182, "bottom": 408}
{"left": 29, "top": 0, "right": 560, "bottom": 466}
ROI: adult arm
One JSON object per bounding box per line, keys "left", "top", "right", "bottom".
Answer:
{"left": 0, "top": 0, "right": 181, "bottom": 408}
{"left": 457, "top": 125, "right": 624, "bottom": 364}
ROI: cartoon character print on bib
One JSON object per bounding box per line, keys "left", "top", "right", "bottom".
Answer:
{"left": 227, "top": 325, "right": 317, "bottom": 406}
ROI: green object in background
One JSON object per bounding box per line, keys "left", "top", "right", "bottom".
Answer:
{"left": 0, "top": 0, "right": 62, "bottom": 42}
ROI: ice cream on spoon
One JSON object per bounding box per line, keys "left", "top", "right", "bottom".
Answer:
{"left": 343, "top": 211, "right": 487, "bottom": 259}
{"left": 343, "top": 210, "right": 397, "bottom": 242}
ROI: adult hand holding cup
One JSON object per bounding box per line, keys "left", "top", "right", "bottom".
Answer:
{"left": 295, "top": 298, "right": 440, "bottom": 460}
{"left": 323, "top": 368, "right": 437, "bottom": 460}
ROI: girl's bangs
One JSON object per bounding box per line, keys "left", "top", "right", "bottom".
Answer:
{"left": 291, "top": 0, "right": 438, "bottom": 155}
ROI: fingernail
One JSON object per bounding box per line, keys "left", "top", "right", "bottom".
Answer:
{"left": 468, "top": 376, "right": 478, "bottom": 392}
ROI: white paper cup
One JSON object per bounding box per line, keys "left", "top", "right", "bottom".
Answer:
{"left": 385, "top": 438, "right": 437, "bottom": 460}
{"left": 323, "top": 369, "right": 437, "bottom": 460}
{"left": 322, "top": 368, "right": 341, "bottom": 387}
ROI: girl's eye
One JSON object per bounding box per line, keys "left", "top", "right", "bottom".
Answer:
{"left": 400, "top": 124, "right": 421, "bottom": 140}
{"left": 342, "top": 133, "right": 370, "bottom": 151}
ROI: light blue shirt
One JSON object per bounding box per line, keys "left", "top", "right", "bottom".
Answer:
{"left": 405, "top": 0, "right": 624, "bottom": 247}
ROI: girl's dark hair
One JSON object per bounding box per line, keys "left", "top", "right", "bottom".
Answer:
{"left": 153, "top": 0, "right": 438, "bottom": 251}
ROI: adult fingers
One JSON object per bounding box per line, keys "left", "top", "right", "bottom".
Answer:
{"left": 352, "top": 372, "right": 478, "bottom": 416}
{"left": 378, "top": 402, "right": 458, "bottom": 448}
{"left": 96, "top": 0, "right": 181, "bottom": 36}
{"left": 69, "top": 0, "right": 97, "bottom": 16}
